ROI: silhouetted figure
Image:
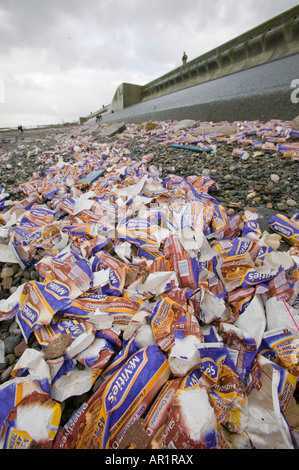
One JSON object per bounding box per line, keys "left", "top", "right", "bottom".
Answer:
{"left": 18, "top": 125, "right": 23, "bottom": 133}
{"left": 182, "top": 51, "right": 187, "bottom": 65}
{"left": 96, "top": 114, "right": 102, "bottom": 123}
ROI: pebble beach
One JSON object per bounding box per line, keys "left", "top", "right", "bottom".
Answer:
{"left": 0, "top": 117, "right": 298, "bottom": 449}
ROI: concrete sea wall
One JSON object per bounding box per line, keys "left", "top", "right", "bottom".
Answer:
{"left": 105, "top": 5, "right": 299, "bottom": 119}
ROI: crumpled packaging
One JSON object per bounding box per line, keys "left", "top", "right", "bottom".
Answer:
{"left": 0, "top": 376, "right": 61, "bottom": 449}
{"left": 247, "top": 355, "right": 296, "bottom": 449}
{"left": 52, "top": 345, "right": 170, "bottom": 449}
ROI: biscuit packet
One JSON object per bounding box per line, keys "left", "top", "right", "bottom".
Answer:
{"left": 144, "top": 378, "right": 183, "bottom": 448}
{"left": 217, "top": 251, "right": 255, "bottom": 292}
{"left": 9, "top": 224, "right": 68, "bottom": 268}
{"left": 150, "top": 297, "right": 187, "bottom": 352}
{"left": 246, "top": 355, "right": 296, "bottom": 448}
{"left": 258, "top": 327, "right": 299, "bottom": 378}
{"left": 163, "top": 233, "right": 199, "bottom": 290}
{"left": 269, "top": 213, "right": 299, "bottom": 247}
{"left": 226, "top": 286, "right": 256, "bottom": 322}
{"left": 0, "top": 376, "right": 61, "bottom": 449}
{"left": 15, "top": 252, "right": 92, "bottom": 341}
{"left": 61, "top": 294, "right": 140, "bottom": 330}
{"left": 207, "top": 214, "right": 243, "bottom": 240}
{"left": 218, "top": 323, "right": 257, "bottom": 383}
{"left": 53, "top": 345, "right": 170, "bottom": 449}
{"left": 161, "top": 384, "right": 219, "bottom": 449}
{"left": 209, "top": 364, "right": 248, "bottom": 434}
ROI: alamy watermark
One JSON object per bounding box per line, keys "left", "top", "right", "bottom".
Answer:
{"left": 291, "top": 79, "right": 299, "bottom": 104}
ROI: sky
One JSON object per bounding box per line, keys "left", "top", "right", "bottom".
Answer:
{"left": 0, "top": 0, "right": 298, "bottom": 128}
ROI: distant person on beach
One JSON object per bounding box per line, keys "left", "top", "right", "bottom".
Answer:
{"left": 96, "top": 114, "right": 102, "bottom": 123}
{"left": 18, "top": 125, "right": 23, "bottom": 133}
{"left": 182, "top": 51, "right": 187, "bottom": 65}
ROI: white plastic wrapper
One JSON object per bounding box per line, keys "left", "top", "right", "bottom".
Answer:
{"left": 266, "top": 296, "right": 299, "bottom": 338}
{"left": 72, "top": 191, "right": 97, "bottom": 216}
{"left": 134, "top": 324, "right": 156, "bottom": 348}
{"left": 112, "top": 174, "right": 148, "bottom": 198}
{"left": 199, "top": 287, "right": 228, "bottom": 324}
{"left": 235, "top": 294, "right": 266, "bottom": 349}
{"left": 169, "top": 335, "right": 202, "bottom": 377}
{"left": 87, "top": 308, "right": 114, "bottom": 330}
{"left": 247, "top": 355, "right": 295, "bottom": 449}
{"left": 163, "top": 384, "right": 218, "bottom": 448}
{"left": 50, "top": 368, "right": 93, "bottom": 402}
{"left": 0, "top": 244, "right": 20, "bottom": 264}
{"left": 135, "top": 271, "right": 179, "bottom": 296}
{"left": 65, "top": 329, "right": 95, "bottom": 359}
{"left": 11, "top": 348, "right": 51, "bottom": 384}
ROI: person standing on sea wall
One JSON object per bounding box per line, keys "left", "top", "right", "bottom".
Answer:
{"left": 182, "top": 51, "right": 187, "bottom": 65}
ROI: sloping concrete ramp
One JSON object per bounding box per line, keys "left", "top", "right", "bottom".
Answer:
{"left": 102, "top": 54, "right": 299, "bottom": 124}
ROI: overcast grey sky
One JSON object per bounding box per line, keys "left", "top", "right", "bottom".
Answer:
{"left": 0, "top": 0, "right": 298, "bottom": 128}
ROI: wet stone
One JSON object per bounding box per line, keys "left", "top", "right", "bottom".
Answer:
{"left": 4, "top": 335, "right": 22, "bottom": 354}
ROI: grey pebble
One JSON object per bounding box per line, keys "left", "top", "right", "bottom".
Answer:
{"left": 4, "top": 335, "right": 22, "bottom": 354}
{"left": 0, "top": 365, "right": 14, "bottom": 383}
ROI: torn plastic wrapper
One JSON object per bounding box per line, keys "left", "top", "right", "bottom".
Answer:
{"left": 11, "top": 348, "right": 51, "bottom": 383}
{"left": 100, "top": 337, "right": 140, "bottom": 382}
{"left": 1, "top": 194, "right": 40, "bottom": 227}
{"left": 75, "top": 337, "right": 115, "bottom": 384}
{"left": 227, "top": 236, "right": 261, "bottom": 260}
{"left": 90, "top": 258, "right": 125, "bottom": 297}
{"left": 16, "top": 280, "right": 74, "bottom": 342}
{"left": 17, "top": 204, "right": 55, "bottom": 229}
{"left": 53, "top": 345, "right": 171, "bottom": 449}
{"left": 34, "top": 316, "right": 93, "bottom": 349}
{"left": 168, "top": 334, "right": 202, "bottom": 377}
{"left": 269, "top": 213, "right": 299, "bottom": 247}
{"left": 161, "top": 384, "right": 220, "bottom": 449}
{"left": 116, "top": 215, "right": 168, "bottom": 254}
{"left": 247, "top": 355, "right": 296, "bottom": 449}
{"left": 144, "top": 378, "right": 183, "bottom": 449}
{"left": 267, "top": 267, "right": 294, "bottom": 303}
{"left": 265, "top": 296, "right": 299, "bottom": 339}
{"left": 16, "top": 253, "right": 92, "bottom": 342}
{"left": 226, "top": 285, "right": 256, "bottom": 322}
{"left": 61, "top": 294, "right": 140, "bottom": 330}
{"left": 207, "top": 214, "right": 243, "bottom": 241}
{"left": 211, "top": 204, "right": 228, "bottom": 233}
{"left": 163, "top": 233, "right": 199, "bottom": 290}
{"left": 0, "top": 283, "right": 25, "bottom": 322}
{"left": 258, "top": 327, "right": 299, "bottom": 378}
{"left": 196, "top": 342, "right": 227, "bottom": 389}
{"left": 150, "top": 297, "right": 187, "bottom": 353}
{"left": 234, "top": 294, "right": 266, "bottom": 350}
{"left": 217, "top": 251, "right": 255, "bottom": 292}
{"left": 91, "top": 250, "right": 149, "bottom": 294}
{"left": 241, "top": 209, "right": 262, "bottom": 241}
{"left": 95, "top": 325, "right": 122, "bottom": 349}
{"left": 35, "top": 251, "right": 91, "bottom": 293}
{"left": 173, "top": 199, "right": 215, "bottom": 235}
{"left": 218, "top": 322, "right": 257, "bottom": 383}
{"left": 0, "top": 375, "right": 60, "bottom": 449}
{"left": 132, "top": 271, "right": 179, "bottom": 298}
{"left": 50, "top": 368, "right": 94, "bottom": 402}
{"left": 59, "top": 191, "right": 96, "bottom": 216}
{"left": 9, "top": 224, "right": 69, "bottom": 268}
{"left": 189, "top": 283, "right": 228, "bottom": 324}
{"left": 209, "top": 363, "right": 248, "bottom": 434}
